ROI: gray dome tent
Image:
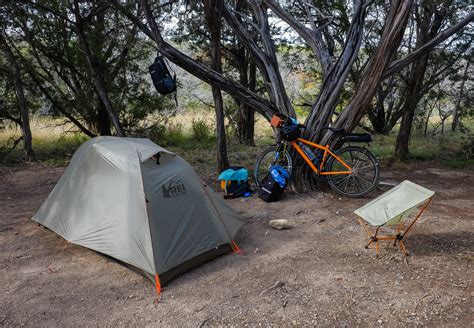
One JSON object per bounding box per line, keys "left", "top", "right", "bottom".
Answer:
{"left": 33, "top": 137, "right": 245, "bottom": 292}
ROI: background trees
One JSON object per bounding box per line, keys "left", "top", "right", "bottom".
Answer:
{"left": 1, "top": 0, "right": 472, "bottom": 180}
{"left": 1, "top": 0, "right": 173, "bottom": 142}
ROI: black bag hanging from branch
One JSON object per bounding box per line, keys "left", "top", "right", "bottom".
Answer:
{"left": 148, "top": 56, "right": 177, "bottom": 95}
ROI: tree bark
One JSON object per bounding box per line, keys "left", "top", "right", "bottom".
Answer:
{"left": 304, "top": 0, "right": 372, "bottom": 140}
{"left": 333, "top": 0, "right": 413, "bottom": 136}
{"left": 0, "top": 33, "right": 36, "bottom": 161}
{"left": 97, "top": 102, "right": 113, "bottom": 136}
{"left": 204, "top": 0, "right": 230, "bottom": 172}
{"left": 238, "top": 60, "right": 256, "bottom": 146}
{"left": 72, "top": 0, "right": 126, "bottom": 137}
{"left": 264, "top": 0, "right": 332, "bottom": 78}
{"left": 233, "top": 0, "right": 255, "bottom": 146}
{"left": 222, "top": 2, "right": 295, "bottom": 117}
{"left": 394, "top": 55, "right": 430, "bottom": 160}
{"left": 451, "top": 60, "right": 470, "bottom": 132}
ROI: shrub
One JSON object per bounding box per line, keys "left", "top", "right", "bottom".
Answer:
{"left": 148, "top": 125, "right": 167, "bottom": 144}
{"left": 164, "top": 123, "right": 186, "bottom": 146}
{"left": 191, "top": 118, "right": 211, "bottom": 141}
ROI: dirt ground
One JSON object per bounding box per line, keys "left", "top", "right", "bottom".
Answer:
{"left": 1, "top": 162, "right": 472, "bottom": 327}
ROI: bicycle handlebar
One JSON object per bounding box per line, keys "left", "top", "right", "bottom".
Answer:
{"left": 273, "top": 113, "right": 306, "bottom": 129}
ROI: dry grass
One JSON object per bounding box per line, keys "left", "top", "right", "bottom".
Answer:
{"left": 1, "top": 112, "right": 472, "bottom": 169}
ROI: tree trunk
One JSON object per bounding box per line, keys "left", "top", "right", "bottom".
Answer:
{"left": 72, "top": 0, "right": 126, "bottom": 137}
{"left": 293, "top": 0, "right": 413, "bottom": 190}
{"left": 204, "top": 0, "right": 229, "bottom": 172}
{"left": 334, "top": 0, "right": 413, "bottom": 135}
{"left": 235, "top": 46, "right": 256, "bottom": 146}
{"left": 394, "top": 1, "right": 450, "bottom": 160}
{"left": 304, "top": 0, "right": 371, "bottom": 140}
{"left": 394, "top": 54, "right": 430, "bottom": 160}
{"left": 238, "top": 61, "right": 256, "bottom": 146}
{"left": 451, "top": 60, "right": 470, "bottom": 132}
{"left": 0, "top": 33, "right": 36, "bottom": 161}
{"left": 97, "top": 102, "right": 112, "bottom": 136}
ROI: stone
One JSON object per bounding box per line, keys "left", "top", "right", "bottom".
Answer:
{"left": 269, "top": 219, "right": 291, "bottom": 230}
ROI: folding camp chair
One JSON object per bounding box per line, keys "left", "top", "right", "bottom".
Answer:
{"left": 354, "top": 180, "right": 434, "bottom": 257}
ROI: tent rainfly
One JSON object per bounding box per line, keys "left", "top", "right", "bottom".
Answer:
{"left": 33, "top": 137, "right": 245, "bottom": 293}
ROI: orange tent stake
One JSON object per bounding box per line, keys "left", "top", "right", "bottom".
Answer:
{"left": 155, "top": 274, "right": 161, "bottom": 295}
{"left": 231, "top": 240, "right": 241, "bottom": 254}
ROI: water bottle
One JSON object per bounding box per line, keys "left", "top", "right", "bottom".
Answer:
{"left": 270, "top": 167, "right": 286, "bottom": 188}
{"left": 314, "top": 151, "right": 323, "bottom": 166}
{"left": 298, "top": 142, "right": 316, "bottom": 161}
{"left": 298, "top": 142, "right": 323, "bottom": 166}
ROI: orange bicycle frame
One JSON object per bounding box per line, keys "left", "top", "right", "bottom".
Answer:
{"left": 290, "top": 138, "right": 352, "bottom": 175}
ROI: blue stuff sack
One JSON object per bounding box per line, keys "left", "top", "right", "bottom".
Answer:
{"left": 218, "top": 166, "right": 252, "bottom": 199}
{"left": 270, "top": 165, "right": 289, "bottom": 188}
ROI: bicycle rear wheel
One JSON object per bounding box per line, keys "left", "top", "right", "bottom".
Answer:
{"left": 254, "top": 145, "right": 293, "bottom": 187}
{"left": 326, "top": 146, "right": 379, "bottom": 197}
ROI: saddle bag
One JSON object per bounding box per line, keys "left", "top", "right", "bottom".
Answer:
{"left": 342, "top": 133, "right": 372, "bottom": 143}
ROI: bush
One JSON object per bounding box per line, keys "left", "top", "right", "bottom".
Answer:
{"left": 164, "top": 123, "right": 186, "bottom": 146}
{"left": 191, "top": 118, "right": 211, "bottom": 141}
{"left": 148, "top": 125, "right": 167, "bottom": 144}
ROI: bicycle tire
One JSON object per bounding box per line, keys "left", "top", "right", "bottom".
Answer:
{"left": 325, "top": 146, "right": 379, "bottom": 197}
{"left": 254, "top": 145, "right": 293, "bottom": 187}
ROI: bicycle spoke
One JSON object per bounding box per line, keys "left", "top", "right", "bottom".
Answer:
{"left": 327, "top": 146, "right": 379, "bottom": 197}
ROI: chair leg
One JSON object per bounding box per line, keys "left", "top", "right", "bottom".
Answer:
{"left": 399, "top": 240, "right": 409, "bottom": 256}
{"left": 365, "top": 239, "right": 374, "bottom": 249}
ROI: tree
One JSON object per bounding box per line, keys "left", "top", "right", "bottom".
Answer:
{"left": 113, "top": 0, "right": 473, "bottom": 188}
{"left": 451, "top": 59, "right": 470, "bottom": 132}
{"left": 394, "top": 0, "right": 463, "bottom": 160}
{"left": 72, "top": 0, "right": 126, "bottom": 136}
{"left": 4, "top": 0, "right": 171, "bottom": 138}
{"left": 0, "top": 32, "right": 36, "bottom": 161}
{"left": 204, "top": 0, "right": 230, "bottom": 171}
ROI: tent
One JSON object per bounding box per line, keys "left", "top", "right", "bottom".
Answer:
{"left": 33, "top": 137, "right": 245, "bottom": 292}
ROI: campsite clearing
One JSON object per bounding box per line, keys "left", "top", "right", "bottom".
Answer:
{"left": 1, "top": 162, "right": 472, "bottom": 326}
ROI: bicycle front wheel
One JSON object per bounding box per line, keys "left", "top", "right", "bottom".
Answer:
{"left": 254, "top": 145, "right": 293, "bottom": 187}
{"left": 326, "top": 146, "right": 379, "bottom": 197}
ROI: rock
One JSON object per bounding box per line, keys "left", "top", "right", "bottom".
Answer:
{"left": 269, "top": 219, "right": 291, "bottom": 230}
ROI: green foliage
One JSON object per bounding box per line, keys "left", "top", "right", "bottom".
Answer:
{"left": 0, "top": 0, "right": 173, "bottom": 137}
{"left": 366, "top": 130, "right": 474, "bottom": 168}
{"left": 0, "top": 133, "right": 87, "bottom": 166}
{"left": 191, "top": 118, "right": 212, "bottom": 141}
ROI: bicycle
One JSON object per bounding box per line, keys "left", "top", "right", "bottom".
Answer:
{"left": 254, "top": 114, "right": 380, "bottom": 197}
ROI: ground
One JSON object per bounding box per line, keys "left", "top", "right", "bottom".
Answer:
{"left": 0, "top": 162, "right": 472, "bottom": 327}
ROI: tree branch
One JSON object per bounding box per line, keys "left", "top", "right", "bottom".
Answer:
{"left": 264, "top": 0, "right": 332, "bottom": 77}
{"left": 112, "top": 0, "right": 277, "bottom": 119}
{"left": 386, "top": 12, "right": 474, "bottom": 77}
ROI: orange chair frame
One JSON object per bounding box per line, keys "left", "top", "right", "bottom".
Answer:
{"left": 357, "top": 198, "right": 433, "bottom": 257}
